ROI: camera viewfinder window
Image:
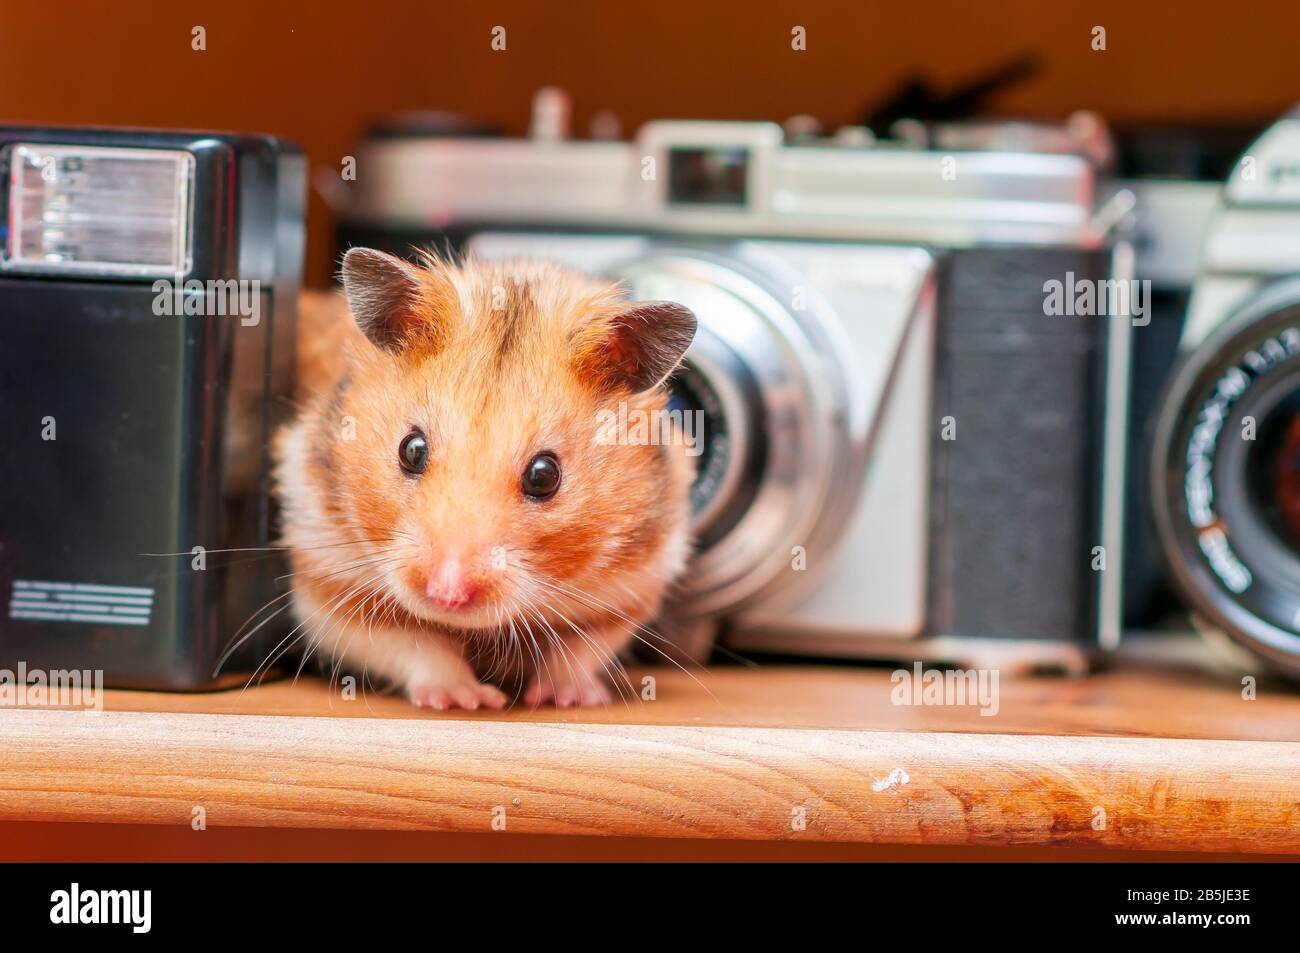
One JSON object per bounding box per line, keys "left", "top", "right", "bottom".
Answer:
{"left": 667, "top": 147, "right": 749, "bottom": 207}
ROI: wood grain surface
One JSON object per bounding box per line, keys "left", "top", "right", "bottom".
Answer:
{"left": 1, "top": 660, "right": 1298, "bottom": 853}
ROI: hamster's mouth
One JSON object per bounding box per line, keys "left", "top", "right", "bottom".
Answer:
{"left": 405, "top": 591, "right": 509, "bottom": 631}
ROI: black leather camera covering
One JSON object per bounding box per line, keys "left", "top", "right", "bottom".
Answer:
{"left": 926, "top": 246, "right": 1112, "bottom": 642}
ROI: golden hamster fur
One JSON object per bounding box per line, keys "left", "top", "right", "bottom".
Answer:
{"left": 273, "top": 249, "right": 697, "bottom": 708}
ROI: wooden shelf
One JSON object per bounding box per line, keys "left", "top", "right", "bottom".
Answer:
{"left": 2, "top": 658, "right": 1298, "bottom": 854}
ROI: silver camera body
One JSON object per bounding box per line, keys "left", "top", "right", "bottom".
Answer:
{"left": 344, "top": 110, "right": 1131, "bottom": 671}
{"left": 1149, "top": 107, "right": 1300, "bottom": 678}
{"left": 1183, "top": 108, "right": 1300, "bottom": 347}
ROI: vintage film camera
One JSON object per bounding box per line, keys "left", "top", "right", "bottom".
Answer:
{"left": 1149, "top": 106, "right": 1300, "bottom": 679}
{"left": 0, "top": 128, "right": 304, "bottom": 689}
{"left": 338, "top": 93, "right": 1135, "bottom": 672}
{"left": 867, "top": 111, "right": 1238, "bottom": 636}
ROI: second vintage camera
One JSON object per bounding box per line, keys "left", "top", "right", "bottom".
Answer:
{"left": 338, "top": 98, "right": 1133, "bottom": 672}
{"left": 1149, "top": 106, "right": 1300, "bottom": 679}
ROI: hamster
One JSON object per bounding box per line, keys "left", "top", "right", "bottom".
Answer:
{"left": 273, "top": 248, "right": 698, "bottom": 709}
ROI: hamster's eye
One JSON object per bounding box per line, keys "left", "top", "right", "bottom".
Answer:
{"left": 398, "top": 431, "right": 429, "bottom": 475}
{"left": 521, "top": 452, "right": 561, "bottom": 500}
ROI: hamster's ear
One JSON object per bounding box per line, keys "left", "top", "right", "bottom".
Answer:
{"left": 574, "top": 300, "right": 697, "bottom": 394}
{"left": 341, "top": 247, "right": 451, "bottom": 352}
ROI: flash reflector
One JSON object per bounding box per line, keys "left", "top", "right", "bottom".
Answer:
{"left": 2, "top": 143, "right": 193, "bottom": 277}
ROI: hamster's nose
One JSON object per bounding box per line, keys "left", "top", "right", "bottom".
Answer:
{"left": 423, "top": 558, "right": 480, "bottom": 610}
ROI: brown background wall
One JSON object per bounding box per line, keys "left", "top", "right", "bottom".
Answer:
{"left": 3, "top": 1, "right": 1298, "bottom": 287}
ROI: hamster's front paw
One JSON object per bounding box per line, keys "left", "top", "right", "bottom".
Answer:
{"left": 524, "top": 670, "right": 613, "bottom": 708}
{"left": 407, "top": 678, "right": 509, "bottom": 711}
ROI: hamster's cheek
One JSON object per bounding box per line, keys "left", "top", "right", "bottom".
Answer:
{"left": 335, "top": 438, "right": 416, "bottom": 544}
{"left": 522, "top": 507, "right": 605, "bottom": 585}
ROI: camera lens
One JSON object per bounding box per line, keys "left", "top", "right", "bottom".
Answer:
{"left": 614, "top": 250, "right": 864, "bottom": 616}
{"left": 666, "top": 361, "right": 733, "bottom": 531}
{"left": 667, "top": 346, "right": 767, "bottom": 549}
{"left": 1247, "top": 392, "right": 1300, "bottom": 555}
{"left": 1150, "top": 277, "right": 1300, "bottom": 678}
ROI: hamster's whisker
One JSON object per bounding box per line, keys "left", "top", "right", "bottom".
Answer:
{"left": 298, "top": 575, "right": 391, "bottom": 700}
{"left": 241, "top": 570, "right": 385, "bottom": 694}
{"left": 274, "top": 550, "right": 401, "bottom": 583}
{"left": 501, "top": 608, "right": 527, "bottom": 706}
{"left": 140, "top": 537, "right": 405, "bottom": 558}
{"left": 530, "top": 576, "right": 661, "bottom": 643}
{"left": 485, "top": 605, "right": 525, "bottom": 703}
{"left": 515, "top": 579, "right": 636, "bottom": 706}
{"left": 518, "top": 591, "right": 632, "bottom": 706}
{"left": 212, "top": 597, "right": 297, "bottom": 679}
{"left": 517, "top": 600, "right": 568, "bottom": 684}
{"left": 475, "top": 606, "right": 514, "bottom": 686}
{"left": 530, "top": 603, "right": 586, "bottom": 695}
{"left": 515, "top": 604, "right": 558, "bottom": 699}
{"left": 296, "top": 579, "right": 390, "bottom": 688}
{"left": 529, "top": 577, "right": 716, "bottom": 701}
{"left": 214, "top": 585, "right": 303, "bottom": 677}
{"left": 132, "top": 539, "right": 404, "bottom": 593}
{"left": 226, "top": 539, "right": 401, "bottom": 673}
{"left": 320, "top": 583, "right": 388, "bottom": 702}
{"left": 538, "top": 576, "right": 682, "bottom": 655}
{"left": 530, "top": 576, "right": 661, "bottom": 639}
{"left": 504, "top": 613, "right": 530, "bottom": 686}
{"left": 308, "top": 573, "right": 392, "bottom": 676}
{"left": 527, "top": 588, "right": 631, "bottom": 698}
